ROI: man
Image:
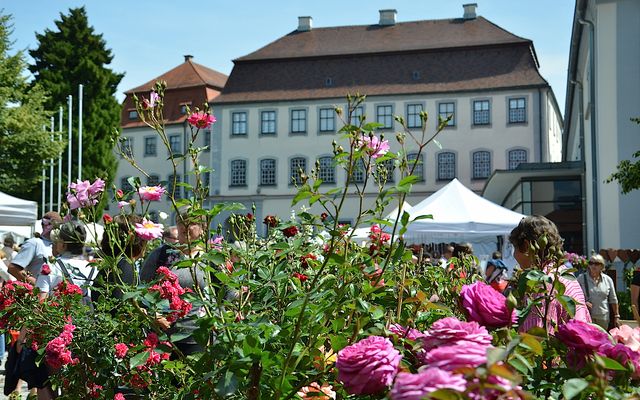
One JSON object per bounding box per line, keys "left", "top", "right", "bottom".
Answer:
{"left": 8, "top": 211, "right": 62, "bottom": 284}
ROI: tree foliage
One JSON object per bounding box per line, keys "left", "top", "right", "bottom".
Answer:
{"left": 607, "top": 117, "right": 640, "bottom": 194}
{"left": 29, "top": 7, "right": 123, "bottom": 199}
{"left": 0, "top": 12, "right": 65, "bottom": 199}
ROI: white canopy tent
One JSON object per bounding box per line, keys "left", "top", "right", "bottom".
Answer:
{"left": 0, "top": 191, "right": 38, "bottom": 241}
{"left": 402, "top": 179, "right": 525, "bottom": 268}
{"left": 350, "top": 201, "right": 413, "bottom": 241}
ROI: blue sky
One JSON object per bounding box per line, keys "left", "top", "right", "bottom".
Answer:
{"left": 4, "top": 1, "right": 574, "bottom": 113}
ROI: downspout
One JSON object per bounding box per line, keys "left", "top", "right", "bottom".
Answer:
{"left": 578, "top": 17, "right": 599, "bottom": 252}
{"left": 538, "top": 88, "right": 543, "bottom": 162}
{"left": 571, "top": 80, "right": 588, "bottom": 255}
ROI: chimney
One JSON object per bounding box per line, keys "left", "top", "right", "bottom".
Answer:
{"left": 463, "top": 3, "right": 478, "bottom": 19}
{"left": 184, "top": 55, "right": 193, "bottom": 62}
{"left": 379, "top": 9, "right": 397, "bottom": 26}
{"left": 298, "top": 16, "right": 312, "bottom": 32}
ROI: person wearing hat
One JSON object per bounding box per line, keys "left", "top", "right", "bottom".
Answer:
{"left": 578, "top": 254, "right": 619, "bottom": 330}
{"left": 7, "top": 211, "right": 62, "bottom": 285}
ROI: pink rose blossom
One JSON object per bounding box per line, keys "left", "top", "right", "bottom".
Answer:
{"left": 297, "top": 382, "right": 336, "bottom": 400}
{"left": 114, "top": 394, "right": 125, "bottom": 400}
{"left": 467, "top": 373, "right": 522, "bottom": 400}
{"left": 610, "top": 325, "right": 640, "bottom": 352}
{"left": 360, "top": 135, "right": 390, "bottom": 159}
{"left": 422, "top": 317, "right": 493, "bottom": 351}
{"left": 45, "top": 324, "right": 78, "bottom": 369}
{"left": 134, "top": 218, "right": 164, "bottom": 240}
{"left": 88, "top": 178, "right": 105, "bottom": 197}
{"left": 41, "top": 264, "right": 51, "bottom": 275}
{"left": 461, "top": 281, "right": 517, "bottom": 328}
{"left": 388, "top": 323, "right": 425, "bottom": 341}
{"left": 188, "top": 112, "right": 216, "bottom": 129}
{"left": 336, "top": 336, "right": 402, "bottom": 395}
{"left": 142, "top": 91, "right": 159, "bottom": 109}
{"left": 115, "top": 343, "right": 128, "bottom": 359}
{"left": 390, "top": 368, "right": 467, "bottom": 400}
{"left": 138, "top": 185, "right": 166, "bottom": 201}
{"left": 599, "top": 342, "right": 640, "bottom": 378}
{"left": 425, "top": 340, "right": 489, "bottom": 371}
{"left": 66, "top": 178, "right": 104, "bottom": 209}
{"left": 556, "top": 320, "right": 612, "bottom": 353}
{"left": 117, "top": 201, "right": 129, "bottom": 209}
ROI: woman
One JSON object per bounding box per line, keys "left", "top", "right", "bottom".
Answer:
{"left": 578, "top": 254, "right": 619, "bottom": 330}
{"left": 509, "top": 215, "right": 591, "bottom": 332}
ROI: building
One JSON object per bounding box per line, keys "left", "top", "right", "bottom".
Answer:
{"left": 563, "top": 0, "right": 640, "bottom": 253}
{"left": 117, "top": 56, "right": 227, "bottom": 222}
{"left": 210, "top": 5, "right": 562, "bottom": 234}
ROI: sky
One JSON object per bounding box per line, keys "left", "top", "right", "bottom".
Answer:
{"left": 4, "top": 0, "right": 575, "bottom": 114}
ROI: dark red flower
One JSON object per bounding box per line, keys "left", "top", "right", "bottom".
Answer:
{"left": 245, "top": 213, "right": 254, "bottom": 222}
{"left": 102, "top": 214, "right": 113, "bottom": 224}
{"left": 263, "top": 215, "right": 278, "bottom": 228}
{"left": 300, "top": 253, "right": 317, "bottom": 267}
{"left": 320, "top": 213, "right": 329, "bottom": 221}
{"left": 293, "top": 272, "right": 308, "bottom": 282}
{"left": 282, "top": 226, "right": 299, "bottom": 238}
{"left": 41, "top": 264, "right": 51, "bottom": 275}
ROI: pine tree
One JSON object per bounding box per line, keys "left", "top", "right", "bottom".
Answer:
{"left": 29, "top": 7, "right": 122, "bottom": 196}
{"left": 0, "top": 12, "right": 65, "bottom": 200}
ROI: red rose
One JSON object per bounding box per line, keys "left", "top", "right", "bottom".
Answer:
{"left": 320, "top": 212, "right": 328, "bottom": 221}
{"left": 246, "top": 213, "right": 254, "bottom": 222}
{"left": 263, "top": 215, "right": 278, "bottom": 228}
{"left": 292, "top": 272, "right": 308, "bottom": 282}
{"left": 282, "top": 226, "right": 299, "bottom": 238}
{"left": 102, "top": 214, "right": 113, "bottom": 224}
{"left": 41, "top": 264, "right": 51, "bottom": 275}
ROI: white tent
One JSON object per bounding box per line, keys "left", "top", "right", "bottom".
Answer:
{"left": 350, "top": 201, "right": 413, "bottom": 241}
{"left": 0, "top": 191, "right": 37, "bottom": 240}
{"left": 402, "top": 179, "right": 525, "bottom": 267}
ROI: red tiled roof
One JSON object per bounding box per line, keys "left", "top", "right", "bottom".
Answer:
{"left": 237, "top": 17, "right": 529, "bottom": 61}
{"left": 125, "top": 60, "right": 227, "bottom": 94}
{"left": 214, "top": 44, "right": 547, "bottom": 104}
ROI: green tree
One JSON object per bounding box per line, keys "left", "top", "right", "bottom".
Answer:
{"left": 0, "top": 12, "right": 65, "bottom": 200}
{"left": 29, "top": 7, "right": 122, "bottom": 200}
{"left": 607, "top": 117, "right": 640, "bottom": 194}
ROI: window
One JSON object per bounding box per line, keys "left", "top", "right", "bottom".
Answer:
{"left": 349, "top": 106, "right": 364, "bottom": 126}
{"left": 261, "top": 111, "right": 276, "bottom": 134}
{"left": 508, "top": 149, "right": 528, "bottom": 170}
{"left": 291, "top": 109, "right": 307, "bottom": 133}
{"left": 509, "top": 98, "right": 526, "bottom": 123}
{"left": 318, "top": 156, "right": 335, "bottom": 184}
{"left": 169, "top": 134, "right": 181, "bottom": 155}
{"left": 128, "top": 110, "right": 138, "bottom": 120}
{"left": 350, "top": 159, "right": 365, "bottom": 183}
{"left": 407, "top": 104, "right": 423, "bottom": 128}
{"left": 120, "top": 177, "right": 133, "bottom": 192}
{"left": 438, "top": 102, "right": 455, "bottom": 126}
{"left": 230, "top": 160, "right": 247, "bottom": 186}
{"left": 473, "top": 100, "right": 490, "bottom": 125}
{"left": 144, "top": 137, "right": 156, "bottom": 157}
{"left": 376, "top": 105, "right": 393, "bottom": 129}
{"left": 232, "top": 112, "right": 247, "bottom": 135}
{"left": 375, "top": 159, "right": 395, "bottom": 184}
{"left": 319, "top": 108, "right": 335, "bottom": 132}
{"left": 472, "top": 151, "right": 491, "bottom": 179}
{"left": 203, "top": 130, "right": 211, "bottom": 152}
{"left": 180, "top": 104, "right": 190, "bottom": 115}
{"left": 260, "top": 159, "right": 276, "bottom": 186}
{"left": 290, "top": 157, "right": 306, "bottom": 185}
{"left": 407, "top": 153, "right": 424, "bottom": 181}
{"left": 147, "top": 174, "right": 160, "bottom": 186}
{"left": 121, "top": 137, "right": 134, "bottom": 158}
{"left": 437, "top": 152, "right": 456, "bottom": 180}
{"left": 167, "top": 174, "right": 182, "bottom": 199}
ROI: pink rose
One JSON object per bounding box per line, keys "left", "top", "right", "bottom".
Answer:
{"left": 138, "top": 185, "right": 166, "bottom": 201}
{"left": 555, "top": 320, "right": 612, "bottom": 353}
{"left": 425, "top": 340, "right": 489, "bottom": 371}
{"left": 336, "top": 336, "right": 402, "bottom": 395}
{"left": 467, "top": 373, "right": 522, "bottom": 399}
{"left": 422, "top": 317, "right": 493, "bottom": 351}
{"left": 40, "top": 264, "right": 51, "bottom": 275}
{"left": 134, "top": 218, "right": 164, "bottom": 241}
{"left": 460, "top": 281, "right": 517, "bottom": 328}
{"left": 115, "top": 343, "right": 128, "bottom": 359}
{"left": 188, "top": 112, "right": 216, "bottom": 129}
{"left": 114, "top": 393, "right": 125, "bottom": 400}
{"left": 390, "top": 368, "right": 467, "bottom": 400}
{"left": 599, "top": 342, "right": 640, "bottom": 378}
{"left": 359, "top": 135, "right": 390, "bottom": 159}
{"left": 388, "top": 323, "right": 425, "bottom": 341}
{"left": 610, "top": 325, "right": 640, "bottom": 352}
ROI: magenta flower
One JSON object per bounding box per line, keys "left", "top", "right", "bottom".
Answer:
{"left": 390, "top": 368, "right": 467, "bottom": 400}
{"left": 114, "top": 343, "right": 128, "bottom": 359}
{"left": 142, "top": 91, "right": 159, "bottom": 109}
{"left": 138, "top": 185, "right": 166, "bottom": 201}
{"left": 360, "top": 135, "right": 390, "bottom": 159}
{"left": 556, "top": 320, "right": 612, "bottom": 353}
{"left": 117, "top": 201, "right": 129, "bottom": 209}
{"left": 388, "top": 323, "right": 425, "bottom": 341}
{"left": 67, "top": 178, "right": 104, "bottom": 209}
{"left": 425, "top": 340, "right": 489, "bottom": 371}
{"left": 88, "top": 178, "right": 105, "bottom": 197}
{"left": 134, "top": 218, "right": 164, "bottom": 241}
{"left": 188, "top": 112, "right": 216, "bottom": 129}
{"left": 460, "top": 281, "right": 517, "bottom": 328}
{"left": 422, "top": 317, "right": 493, "bottom": 351}
{"left": 336, "top": 336, "right": 402, "bottom": 395}
{"left": 599, "top": 343, "right": 640, "bottom": 378}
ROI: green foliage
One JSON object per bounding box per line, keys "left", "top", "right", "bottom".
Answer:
{"left": 29, "top": 7, "right": 122, "bottom": 202}
{"left": 0, "top": 12, "right": 65, "bottom": 199}
{"left": 607, "top": 117, "right": 640, "bottom": 194}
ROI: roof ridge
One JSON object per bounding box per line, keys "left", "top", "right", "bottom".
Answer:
{"left": 188, "top": 60, "right": 208, "bottom": 86}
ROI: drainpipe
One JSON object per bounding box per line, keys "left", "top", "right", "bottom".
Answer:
{"left": 578, "top": 17, "right": 599, "bottom": 252}
{"left": 571, "top": 80, "right": 588, "bottom": 255}
{"left": 538, "top": 88, "right": 544, "bottom": 162}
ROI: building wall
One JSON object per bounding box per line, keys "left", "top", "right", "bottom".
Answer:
{"left": 211, "top": 87, "right": 559, "bottom": 230}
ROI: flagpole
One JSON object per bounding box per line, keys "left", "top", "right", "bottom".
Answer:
{"left": 78, "top": 84, "right": 83, "bottom": 180}
{"left": 49, "top": 117, "right": 54, "bottom": 212}
{"left": 67, "top": 95, "right": 73, "bottom": 188}
{"left": 58, "top": 107, "right": 63, "bottom": 211}
{"left": 41, "top": 124, "right": 46, "bottom": 217}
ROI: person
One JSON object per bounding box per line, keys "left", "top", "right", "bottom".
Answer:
{"left": 140, "top": 213, "right": 208, "bottom": 356}
{"left": 163, "top": 226, "right": 179, "bottom": 244}
{"left": 96, "top": 214, "right": 146, "bottom": 300}
{"left": 631, "top": 270, "right": 640, "bottom": 325}
{"left": 577, "top": 254, "right": 619, "bottom": 330}
{"left": 7, "top": 212, "right": 63, "bottom": 284}
{"left": 485, "top": 258, "right": 509, "bottom": 292}
{"left": 2, "top": 236, "right": 16, "bottom": 262}
{"left": 509, "top": 215, "right": 591, "bottom": 332}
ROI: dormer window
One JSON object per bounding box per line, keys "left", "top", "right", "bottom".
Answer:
{"left": 324, "top": 77, "right": 333, "bottom": 87}
{"left": 180, "top": 103, "right": 191, "bottom": 115}
{"left": 128, "top": 110, "right": 138, "bottom": 120}
{"left": 412, "top": 71, "right": 421, "bottom": 80}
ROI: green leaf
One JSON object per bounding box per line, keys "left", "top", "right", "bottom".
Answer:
{"left": 557, "top": 294, "right": 576, "bottom": 317}
{"left": 411, "top": 214, "right": 433, "bottom": 222}
{"left": 597, "top": 355, "right": 628, "bottom": 371}
{"left": 562, "top": 378, "right": 589, "bottom": 400}
{"left": 398, "top": 174, "right": 420, "bottom": 186}
{"left": 215, "top": 370, "right": 239, "bottom": 397}
{"left": 292, "top": 190, "right": 312, "bottom": 205}
{"left": 129, "top": 351, "right": 149, "bottom": 369}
